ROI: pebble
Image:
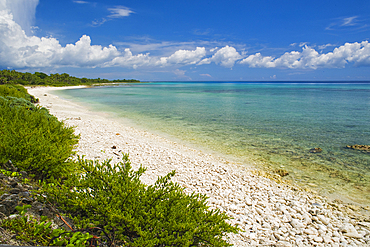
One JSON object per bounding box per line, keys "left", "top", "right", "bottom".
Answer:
{"left": 340, "top": 223, "right": 362, "bottom": 238}
{"left": 313, "top": 236, "right": 323, "bottom": 243}
{"left": 291, "top": 219, "right": 305, "bottom": 229}
{"left": 28, "top": 87, "right": 370, "bottom": 246}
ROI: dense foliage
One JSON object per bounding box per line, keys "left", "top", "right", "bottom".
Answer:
{"left": 0, "top": 96, "right": 79, "bottom": 180}
{"left": 0, "top": 69, "right": 140, "bottom": 86}
{"left": 1, "top": 205, "right": 92, "bottom": 246}
{"left": 44, "top": 156, "right": 239, "bottom": 246}
{"left": 0, "top": 84, "right": 38, "bottom": 103}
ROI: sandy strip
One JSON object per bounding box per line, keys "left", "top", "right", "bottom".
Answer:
{"left": 28, "top": 86, "right": 370, "bottom": 246}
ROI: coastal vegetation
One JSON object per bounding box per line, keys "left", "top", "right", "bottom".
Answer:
{"left": 0, "top": 69, "right": 140, "bottom": 86}
{"left": 0, "top": 84, "right": 39, "bottom": 103}
{"left": 44, "top": 156, "right": 239, "bottom": 246}
{"left": 0, "top": 96, "right": 79, "bottom": 180}
{"left": 0, "top": 71, "right": 239, "bottom": 246}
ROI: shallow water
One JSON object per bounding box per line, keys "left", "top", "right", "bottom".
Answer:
{"left": 56, "top": 82, "right": 370, "bottom": 205}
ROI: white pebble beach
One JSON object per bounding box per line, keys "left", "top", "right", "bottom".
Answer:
{"left": 28, "top": 86, "right": 370, "bottom": 246}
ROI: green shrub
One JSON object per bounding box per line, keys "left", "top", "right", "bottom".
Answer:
{"left": 0, "top": 84, "right": 38, "bottom": 103}
{"left": 44, "top": 155, "right": 239, "bottom": 246}
{"left": 1, "top": 205, "right": 92, "bottom": 246}
{"left": 0, "top": 97, "right": 79, "bottom": 180}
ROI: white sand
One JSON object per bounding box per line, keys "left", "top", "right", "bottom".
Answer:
{"left": 28, "top": 86, "right": 370, "bottom": 246}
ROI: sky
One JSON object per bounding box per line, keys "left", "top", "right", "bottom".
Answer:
{"left": 0, "top": 0, "right": 370, "bottom": 81}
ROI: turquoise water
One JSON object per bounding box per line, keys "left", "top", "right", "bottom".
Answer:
{"left": 56, "top": 82, "right": 370, "bottom": 205}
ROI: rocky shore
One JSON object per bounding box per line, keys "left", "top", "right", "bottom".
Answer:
{"left": 27, "top": 86, "right": 370, "bottom": 246}
{"left": 0, "top": 162, "right": 74, "bottom": 245}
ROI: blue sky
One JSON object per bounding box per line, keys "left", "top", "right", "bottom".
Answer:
{"left": 0, "top": 0, "right": 370, "bottom": 81}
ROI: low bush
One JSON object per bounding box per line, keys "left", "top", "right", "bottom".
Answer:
{"left": 44, "top": 155, "right": 239, "bottom": 246}
{"left": 1, "top": 205, "right": 92, "bottom": 246}
{"left": 0, "top": 96, "right": 79, "bottom": 180}
{"left": 0, "top": 84, "right": 38, "bottom": 103}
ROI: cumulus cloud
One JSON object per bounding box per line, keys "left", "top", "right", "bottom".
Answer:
{"left": 108, "top": 6, "right": 134, "bottom": 18}
{"left": 198, "top": 45, "right": 242, "bottom": 68}
{"left": 240, "top": 53, "right": 275, "bottom": 68}
{"left": 0, "top": 1, "right": 200, "bottom": 69}
{"left": 0, "top": 3, "right": 129, "bottom": 68}
{"left": 2, "top": 0, "right": 39, "bottom": 36}
{"left": 104, "top": 49, "right": 152, "bottom": 69}
{"left": 157, "top": 47, "right": 206, "bottom": 66}
{"left": 1, "top": 1, "right": 369, "bottom": 72}
{"left": 240, "top": 41, "right": 370, "bottom": 69}
{"left": 0, "top": 2, "right": 157, "bottom": 70}
{"left": 54, "top": 35, "right": 120, "bottom": 67}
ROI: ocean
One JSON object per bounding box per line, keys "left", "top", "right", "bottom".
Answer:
{"left": 55, "top": 82, "right": 370, "bottom": 205}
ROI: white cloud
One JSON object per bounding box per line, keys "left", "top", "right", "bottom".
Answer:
{"left": 173, "top": 69, "right": 191, "bottom": 80}
{"left": 200, "top": 73, "right": 212, "bottom": 78}
{"left": 91, "top": 18, "right": 107, "bottom": 27}
{"left": 198, "top": 45, "right": 242, "bottom": 68}
{"left": 240, "top": 53, "right": 275, "bottom": 68}
{"left": 341, "top": 41, "right": 370, "bottom": 66}
{"left": 108, "top": 6, "right": 134, "bottom": 18}
{"left": 341, "top": 16, "right": 358, "bottom": 26}
{"left": 54, "top": 35, "right": 120, "bottom": 67}
{"left": 1, "top": 1, "right": 206, "bottom": 69}
{"left": 73, "top": 0, "right": 88, "bottom": 4}
{"left": 299, "top": 42, "right": 309, "bottom": 47}
{"left": 3, "top": 0, "right": 39, "bottom": 35}
{"left": 157, "top": 47, "right": 206, "bottom": 66}
{"left": 325, "top": 16, "right": 367, "bottom": 31}
{"left": 91, "top": 5, "right": 134, "bottom": 27}
{"left": 104, "top": 49, "right": 152, "bottom": 69}
{"left": 0, "top": 3, "right": 120, "bottom": 68}
{"left": 240, "top": 41, "right": 370, "bottom": 69}
{"left": 1, "top": 1, "right": 369, "bottom": 72}
{"left": 318, "top": 43, "right": 336, "bottom": 50}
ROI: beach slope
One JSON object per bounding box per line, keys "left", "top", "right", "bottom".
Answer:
{"left": 28, "top": 86, "right": 370, "bottom": 246}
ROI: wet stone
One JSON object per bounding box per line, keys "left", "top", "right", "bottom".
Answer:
{"left": 19, "top": 191, "right": 31, "bottom": 198}
{"left": 19, "top": 171, "right": 28, "bottom": 177}
{"left": 9, "top": 188, "right": 20, "bottom": 194}
{"left": 2, "top": 198, "right": 19, "bottom": 215}
{"left": 309, "top": 148, "right": 322, "bottom": 153}
{"left": 0, "top": 193, "right": 10, "bottom": 201}
{"left": 0, "top": 204, "right": 7, "bottom": 214}
{"left": 9, "top": 181, "right": 18, "bottom": 188}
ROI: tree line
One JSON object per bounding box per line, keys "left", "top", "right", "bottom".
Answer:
{"left": 0, "top": 69, "right": 140, "bottom": 86}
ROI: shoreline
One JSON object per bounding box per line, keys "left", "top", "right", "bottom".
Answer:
{"left": 28, "top": 86, "right": 370, "bottom": 246}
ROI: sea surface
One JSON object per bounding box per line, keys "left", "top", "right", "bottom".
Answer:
{"left": 55, "top": 82, "right": 370, "bottom": 205}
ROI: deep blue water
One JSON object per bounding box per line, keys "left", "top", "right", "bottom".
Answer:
{"left": 56, "top": 82, "right": 370, "bottom": 205}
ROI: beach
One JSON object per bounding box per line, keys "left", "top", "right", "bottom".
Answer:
{"left": 28, "top": 86, "right": 370, "bottom": 246}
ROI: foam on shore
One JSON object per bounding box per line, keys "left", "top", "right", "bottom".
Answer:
{"left": 28, "top": 86, "right": 370, "bottom": 246}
